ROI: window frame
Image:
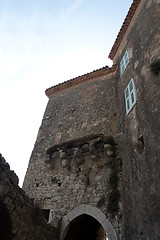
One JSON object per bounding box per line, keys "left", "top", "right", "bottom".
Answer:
{"left": 124, "top": 78, "right": 136, "bottom": 115}
{"left": 120, "top": 50, "right": 129, "bottom": 75}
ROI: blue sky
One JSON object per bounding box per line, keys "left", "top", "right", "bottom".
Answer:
{"left": 0, "top": 0, "right": 132, "bottom": 186}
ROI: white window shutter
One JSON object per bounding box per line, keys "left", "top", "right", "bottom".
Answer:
{"left": 125, "top": 79, "right": 136, "bottom": 115}
{"left": 128, "top": 47, "right": 133, "bottom": 60}
{"left": 120, "top": 50, "right": 130, "bottom": 75}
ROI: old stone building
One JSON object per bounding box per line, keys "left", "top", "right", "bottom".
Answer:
{"left": 23, "top": 65, "right": 121, "bottom": 240}
{"left": 23, "top": 0, "right": 160, "bottom": 239}
{"left": 109, "top": 0, "right": 160, "bottom": 239}
{"left": 1, "top": 0, "right": 160, "bottom": 239}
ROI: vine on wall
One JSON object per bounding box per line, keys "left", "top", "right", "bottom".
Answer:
{"left": 107, "top": 156, "right": 122, "bottom": 215}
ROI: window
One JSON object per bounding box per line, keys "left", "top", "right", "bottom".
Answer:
{"left": 120, "top": 50, "right": 129, "bottom": 75}
{"left": 125, "top": 79, "right": 136, "bottom": 115}
{"left": 120, "top": 48, "right": 133, "bottom": 75}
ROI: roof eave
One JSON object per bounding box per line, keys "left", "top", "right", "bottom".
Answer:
{"left": 45, "top": 65, "right": 117, "bottom": 98}
{"left": 108, "top": 0, "right": 141, "bottom": 60}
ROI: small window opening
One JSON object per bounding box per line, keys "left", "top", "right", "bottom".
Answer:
{"left": 138, "top": 135, "right": 144, "bottom": 153}
{"left": 42, "top": 209, "right": 50, "bottom": 222}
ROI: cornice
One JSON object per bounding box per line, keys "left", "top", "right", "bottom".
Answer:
{"left": 45, "top": 65, "right": 117, "bottom": 98}
{"left": 109, "top": 0, "right": 141, "bottom": 60}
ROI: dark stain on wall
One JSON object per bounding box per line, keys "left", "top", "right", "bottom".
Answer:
{"left": 0, "top": 197, "right": 12, "bottom": 240}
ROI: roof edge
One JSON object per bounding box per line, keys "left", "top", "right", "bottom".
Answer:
{"left": 45, "top": 65, "right": 117, "bottom": 98}
{"left": 109, "top": 0, "right": 141, "bottom": 60}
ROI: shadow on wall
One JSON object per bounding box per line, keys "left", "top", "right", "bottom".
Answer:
{"left": 0, "top": 197, "right": 12, "bottom": 240}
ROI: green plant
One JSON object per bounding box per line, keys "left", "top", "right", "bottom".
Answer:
{"left": 97, "top": 196, "right": 105, "bottom": 208}
{"left": 104, "top": 160, "right": 112, "bottom": 167}
{"left": 83, "top": 172, "right": 90, "bottom": 186}
{"left": 86, "top": 175, "right": 90, "bottom": 186}
{"left": 51, "top": 177, "right": 59, "bottom": 184}
{"left": 108, "top": 169, "right": 118, "bottom": 187}
{"left": 150, "top": 60, "right": 160, "bottom": 75}
{"left": 107, "top": 155, "right": 121, "bottom": 215}
{"left": 67, "top": 166, "right": 71, "bottom": 171}
{"left": 107, "top": 189, "right": 120, "bottom": 213}
{"left": 97, "top": 164, "right": 103, "bottom": 169}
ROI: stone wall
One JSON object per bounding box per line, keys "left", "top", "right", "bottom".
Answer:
{"left": 23, "top": 70, "right": 117, "bottom": 194}
{"left": 23, "top": 72, "right": 122, "bottom": 238}
{"left": 22, "top": 1, "right": 160, "bottom": 239}
{"left": 0, "top": 154, "right": 58, "bottom": 240}
{"left": 24, "top": 134, "right": 122, "bottom": 239}
{"left": 114, "top": 0, "right": 160, "bottom": 239}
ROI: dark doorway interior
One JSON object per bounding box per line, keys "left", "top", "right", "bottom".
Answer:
{"left": 64, "top": 214, "right": 105, "bottom": 240}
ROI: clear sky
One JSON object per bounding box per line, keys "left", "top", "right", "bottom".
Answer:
{"left": 0, "top": 0, "right": 132, "bottom": 186}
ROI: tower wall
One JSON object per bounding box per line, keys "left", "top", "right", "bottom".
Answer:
{"left": 23, "top": 0, "right": 160, "bottom": 239}
{"left": 23, "top": 70, "right": 122, "bottom": 238}
{"left": 113, "top": 0, "right": 160, "bottom": 239}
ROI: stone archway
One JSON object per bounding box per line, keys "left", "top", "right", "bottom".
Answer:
{"left": 61, "top": 204, "right": 117, "bottom": 240}
{"left": 64, "top": 214, "right": 106, "bottom": 240}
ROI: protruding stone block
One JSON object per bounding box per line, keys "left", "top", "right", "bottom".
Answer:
{"left": 106, "top": 150, "right": 114, "bottom": 157}
{"left": 61, "top": 159, "right": 70, "bottom": 167}
{"left": 60, "top": 151, "right": 67, "bottom": 159}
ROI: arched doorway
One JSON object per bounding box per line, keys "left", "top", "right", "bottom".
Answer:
{"left": 64, "top": 214, "right": 107, "bottom": 240}
{"left": 61, "top": 204, "right": 117, "bottom": 240}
